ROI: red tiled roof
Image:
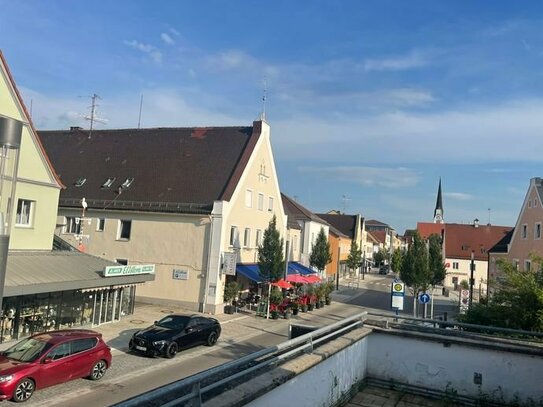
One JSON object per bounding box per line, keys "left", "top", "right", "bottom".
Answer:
{"left": 369, "top": 230, "right": 387, "bottom": 245}
{"left": 417, "top": 222, "right": 512, "bottom": 261}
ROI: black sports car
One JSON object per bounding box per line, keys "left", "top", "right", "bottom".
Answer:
{"left": 129, "top": 314, "right": 221, "bottom": 358}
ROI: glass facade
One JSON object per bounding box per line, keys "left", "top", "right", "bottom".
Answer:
{"left": 0, "top": 286, "right": 136, "bottom": 343}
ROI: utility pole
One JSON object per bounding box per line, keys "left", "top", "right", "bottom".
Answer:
{"left": 469, "top": 250, "right": 475, "bottom": 309}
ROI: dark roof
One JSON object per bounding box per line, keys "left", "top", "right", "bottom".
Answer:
{"left": 434, "top": 177, "right": 443, "bottom": 216}
{"left": 316, "top": 213, "right": 358, "bottom": 239}
{"left": 39, "top": 124, "right": 261, "bottom": 214}
{"left": 488, "top": 228, "right": 514, "bottom": 254}
{"left": 281, "top": 194, "right": 328, "bottom": 225}
{"left": 366, "top": 219, "right": 388, "bottom": 227}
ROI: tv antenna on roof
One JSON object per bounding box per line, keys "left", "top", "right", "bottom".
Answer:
{"left": 259, "top": 77, "right": 267, "bottom": 121}
{"left": 341, "top": 194, "right": 351, "bottom": 214}
{"left": 83, "top": 93, "right": 108, "bottom": 139}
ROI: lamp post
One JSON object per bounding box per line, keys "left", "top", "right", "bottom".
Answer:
{"left": 469, "top": 250, "right": 475, "bottom": 310}
{"left": 0, "top": 117, "right": 22, "bottom": 314}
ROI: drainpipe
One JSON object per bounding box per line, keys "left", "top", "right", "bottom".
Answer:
{"left": 202, "top": 214, "right": 214, "bottom": 314}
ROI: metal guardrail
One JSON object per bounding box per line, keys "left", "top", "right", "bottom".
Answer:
{"left": 112, "top": 311, "right": 368, "bottom": 407}
{"left": 367, "top": 311, "right": 543, "bottom": 340}
{"left": 60, "top": 198, "right": 213, "bottom": 214}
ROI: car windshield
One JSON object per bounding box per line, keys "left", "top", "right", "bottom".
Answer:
{"left": 155, "top": 315, "right": 190, "bottom": 330}
{"left": 4, "top": 338, "right": 52, "bottom": 362}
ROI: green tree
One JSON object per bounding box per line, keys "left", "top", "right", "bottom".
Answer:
{"left": 373, "top": 249, "right": 387, "bottom": 266}
{"left": 391, "top": 248, "right": 403, "bottom": 274}
{"left": 428, "top": 233, "right": 446, "bottom": 286}
{"left": 400, "top": 232, "right": 431, "bottom": 315}
{"left": 346, "top": 240, "right": 363, "bottom": 274}
{"left": 257, "top": 216, "right": 284, "bottom": 282}
{"left": 459, "top": 256, "right": 543, "bottom": 331}
{"left": 309, "top": 227, "right": 332, "bottom": 272}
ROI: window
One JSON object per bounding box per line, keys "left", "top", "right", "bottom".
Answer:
{"left": 244, "top": 228, "right": 251, "bottom": 247}
{"left": 513, "top": 259, "right": 519, "bottom": 270}
{"left": 121, "top": 177, "right": 134, "bottom": 189}
{"left": 16, "top": 199, "right": 34, "bottom": 226}
{"left": 525, "top": 260, "right": 531, "bottom": 272}
{"left": 47, "top": 342, "right": 71, "bottom": 360}
{"left": 452, "top": 277, "right": 459, "bottom": 285}
{"left": 536, "top": 223, "right": 541, "bottom": 239}
{"left": 74, "top": 177, "right": 86, "bottom": 187}
{"left": 452, "top": 262, "right": 459, "bottom": 270}
{"left": 230, "top": 226, "right": 238, "bottom": 246}
{"left": 268, "top": 197, "right": 274, "bottom": 212}
{"left": 65, "top": 217, "right": 81, "bottom": 234}
{"left": 96, "top": 218, "right": 105, "bottom": 232}
{"left": 256, "top": 229, "right": 262, "bottom": 247}
{"left": 522, "top": 224, "right": 528, "bottom": 239}
{"left": 258, "top": 193, "right": 264, "bottom": 211}
{"left": 71, "top": 338, "right": 97, "bottom": 354}
{"left": 528, "top": 200, "right": 532, "bottom": 208}
{"left": 116, "top": 259, "right": 128, "bottom": 265}
{"left": 245, "top": 189, "right": 253, "bottom": 208}
{"left": 118, "top": 220, "right": 132, "bottom": 240}
{"left": 101, "top": 177, "right": 116, "bottom": 188}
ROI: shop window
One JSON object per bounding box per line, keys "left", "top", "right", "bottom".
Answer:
{"left": 16, "top": 199, "right": 34, "bottom": 226}
{"left": 118, "top": 220, "right": 132, "bottom": 240}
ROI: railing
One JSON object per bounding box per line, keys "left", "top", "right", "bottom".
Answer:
{"left": 367, "top": 311, "right": 543, "bottom": 342}
{"left": 59, "top": 198, "right": 213, "bottom": 214}
{"left": 112, "top": 311, "right": 368, "bottom": 407}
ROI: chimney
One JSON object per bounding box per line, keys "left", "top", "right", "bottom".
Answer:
{"left": 70, "top": 126, "right": 83, "bottom": 131}
{"left": 473, "top": 218, "right": 479, "bottom": 228}
{"left": 531, "top": 177, "right": 542, "bottom": 187}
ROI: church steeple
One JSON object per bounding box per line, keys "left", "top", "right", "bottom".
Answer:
{"left": 433, "top": 178, "right": 444, "bottom": 223}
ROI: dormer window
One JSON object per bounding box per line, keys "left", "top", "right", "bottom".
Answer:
{"left": 101, "top": 177, "right": 116, "bottom": 189}
{"left": 121, "top": 177, "right": 134, "bottom": 189}
{"left": 74, "top": 177, "right": 87, "bottom": 187}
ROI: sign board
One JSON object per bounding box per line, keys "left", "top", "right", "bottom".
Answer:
{"left": 391, "top": 281, "right": 405, "bottom": 311}
{"left": 419, "top": 293, "right": 431, "bottom": 304}
{"left": 222, "top": 252, "right": 237, "bottom": 276}
{"left": 172, "top": 269, "right": 189, "bottom": 280}
{"left": 104, "top": 264, "right": 155, "bottom": 277}
{"left": 459, "top": 289, "right": 470, "bottom": 313}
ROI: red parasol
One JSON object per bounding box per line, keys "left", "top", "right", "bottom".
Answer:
{"left": 304, "top": 274, "right": 321, "bottom": 283}
{"left": 286, "top": 274, "right": 309, "bottom": 284}
{"left": 271, "top": 279, "right": 294, "bottom": 289}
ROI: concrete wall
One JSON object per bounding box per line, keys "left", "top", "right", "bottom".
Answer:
{"left": 244, "top": 333, "right": 368, "bottom": 407}
{"left": 367, "top": 332, "right": 543, "bottom": 403}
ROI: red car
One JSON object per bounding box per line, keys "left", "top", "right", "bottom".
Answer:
{"left": 0, "top": 329, "right": 112, "bottom": 402}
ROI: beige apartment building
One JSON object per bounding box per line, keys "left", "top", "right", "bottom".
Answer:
{"left": 40, "top": 120, "right": 287, "bottom": 314}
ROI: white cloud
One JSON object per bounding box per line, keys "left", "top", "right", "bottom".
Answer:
{"left": 272, "top": 98, "right": 543, "bottom": 165}
{"left": 124, "top": 40, "right": 162, "bottom": 64}
{"left": 161, "top": 33, "right": 175, "bottom": 45}
{"left": 298, "top": 166, "right": 420, "bottom": 188}
{"left": 169, "top": 28, "right": 180, "bottom": 36}
{"left": 362, "top": 51, "right": 427, "bottom": 72}
{"left": 444, "top": 192, "right": 473, "bottom": 201}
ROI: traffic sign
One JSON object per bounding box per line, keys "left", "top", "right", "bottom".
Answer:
{"left": 459, "top": 289, "right": 470, "bottom": 313}
{"left": 391, "top": 281, "right": 405, "bottom": 310}
{"left": 419, "top": 293, "right": 430, "bottom": 304}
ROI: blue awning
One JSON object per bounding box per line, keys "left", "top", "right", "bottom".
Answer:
{"left": 236, "top": 262, "right": 317, "bottom": 282}
{"left": 236, "top": 263, "right": 263, "bottom": 283}
{"left": 288, "top": 262, "right": 316, "bottom": 275}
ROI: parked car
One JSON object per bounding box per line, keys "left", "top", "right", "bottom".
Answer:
{"left": 129, "top": 314, "right": 221, "bottom": 358}
{"left": 0, "top": 329, "right": 111, "bottom": 403}
{"left": 379, "top": 264, "right": 390, "bottom": 274}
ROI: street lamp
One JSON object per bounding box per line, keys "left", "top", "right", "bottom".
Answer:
{"left": 469, "top": 250, "right": 475, "bottom": 310}
{"left": 0, "top": 117, "right": 22, "bottom": 313}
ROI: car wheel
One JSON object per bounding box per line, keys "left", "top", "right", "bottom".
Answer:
{"left": 206, "top": 331, "right": 219, "bottom": 346}
{"left": 165, "top": 342, "right": 178, "bottom": 359}
{"left": 12, "top": 378, "right": 35, "bottom": 403}
{"left": 88, "top": 360, "right": 108, "bottom": 381}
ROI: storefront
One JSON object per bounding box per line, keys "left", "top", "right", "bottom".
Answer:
{"left": 0, "top": 251, "right": 154, "bottom": 343}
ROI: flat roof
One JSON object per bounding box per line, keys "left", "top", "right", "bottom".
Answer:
{"left": 5, "top": 251, "right": 155, "bottom": 296}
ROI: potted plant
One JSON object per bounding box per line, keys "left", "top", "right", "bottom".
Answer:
{"left": 269, "top": 287, "right": 283, "bottom": 319}
{"left": 306, "top": 286, "right": 315, "bottom": 311}
{"left": 291, "top": 302, "right": 299, "bottom": 316}
{"left": 315, "top": 284, "right": 325, "bottom": 308}
{"left": 324, "top": 281, "right": 334, "bottom": 305}
{"left": 223, "top": 281, "right": 240, "bottom": 314}
{"left": 300, "top": 297, "right": 308, "bottom": 312}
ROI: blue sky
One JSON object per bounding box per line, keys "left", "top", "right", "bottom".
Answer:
{"left": 2, "top": 1, "right": 543, "bottom": 233}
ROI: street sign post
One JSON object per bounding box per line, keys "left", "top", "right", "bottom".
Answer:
{"left": 459, "top": 289, "right": 470, "bottom": 314}
{"left": 419, "top": 293, "right": 431, "bottom": 304}
{"left": 391, "top": 281, "right": 405, "bottom": 311}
